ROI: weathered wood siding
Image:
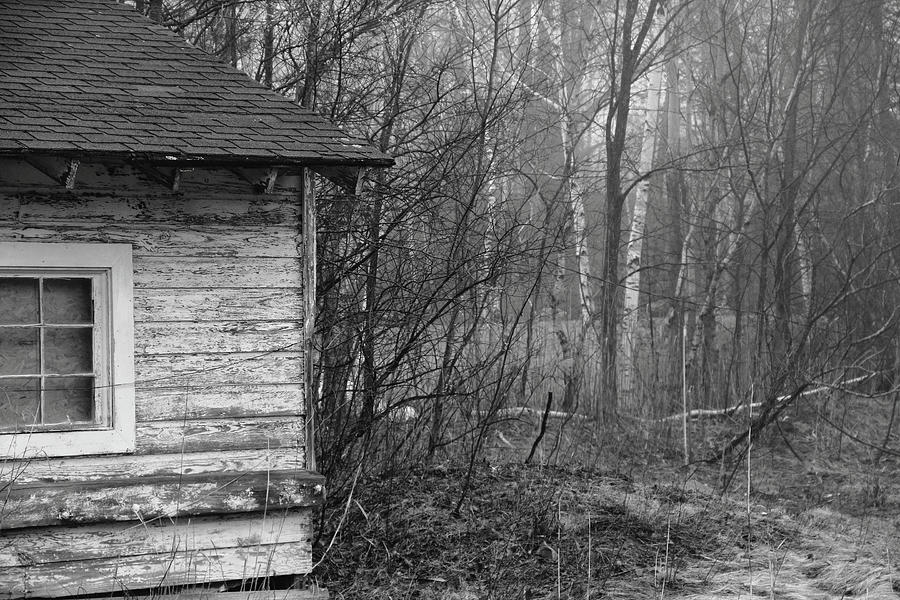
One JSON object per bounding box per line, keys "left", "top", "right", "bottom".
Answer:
{"left": 0, "top": 510, "right": 314, "bottom": 597}
{"left": 0, "top": 157, "right": 317, "bottom": 595}
{"left": 1, "top": 470, "right": 323, "bottom": 529}
{"left": 0, "top": 157, "right": 308, "bottom": 467}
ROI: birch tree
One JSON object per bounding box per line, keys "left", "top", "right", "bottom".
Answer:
{"left": 540, "top": 0, "right": 598, "bottom": 411}
{"left": 596, "top": 0, "right": 664, "bottom": 418}
{"left": 620, "top": 16, "right": 666, "bottom": 398}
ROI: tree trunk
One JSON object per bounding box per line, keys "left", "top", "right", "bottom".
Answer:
{"left": 620, "top": 31, "right": 666, "bottom": 401}
{"left": 263, "top": 0, "right": 274, "bottom": 88}
{"left": 298, "top": 0, "right": 320, "bottom": 108}
{"left": 771, "top": 0, "right": 812, "bottom": 364}
{"left": 550, "top": 241, "right": 578, "bottom": 411}
{"left": 143, "top": 0, "right": 163, "bottom": 23}
{"left": 223, "top": 1, "right": 238, "bottom": 67}
{"left": 428, "top": 307, "right": 460, "bottom": 459}
{"left": 598, "top": 0, "right": 661, "bottom": 420}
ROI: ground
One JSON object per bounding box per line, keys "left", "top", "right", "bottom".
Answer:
{"left": 314, "top": 402, "right": 900, "bottom": 599}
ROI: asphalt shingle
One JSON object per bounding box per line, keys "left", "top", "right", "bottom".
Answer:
{"left": 0, "top": 0, "right": 392, "bottom": 167}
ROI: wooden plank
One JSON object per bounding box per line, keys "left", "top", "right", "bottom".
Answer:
{"left": 136, "top": 384, "right": 303, "bottom": 421}
{"left": 132, "top": 591, "right": 329, "bottom": 600}
{"left": 0, "top": 189, "right": 301, "bottom": 226}
{"left": 2, "top": 448, "right": 305, "bottom": 484}
{"left": 134, "top": 416, "right": 304, "bottom": 455}
{"left": 0, "top": 510, "right": 310, "bottom": 567}
{"left": 134, "top": 321, "right": 302, "bottom": 355}
{"left": 0, "top": 224, "right": 299, "bottom": 258}
{"left": 134, "top": 288, "right": 304, "bottom": 322}
{"left": 135, "top": 352, "right": 303, "bottom": 387}
{"left": 301, "top": 169, "right": 317, "bottom": 474}
{"left": 134, "top": 256, "right": 301, "bottom": 288}
{"left": 0, "top": 540, "right": 312, "bottom": 598}
{"left": 0, "top": 469, "right": 324, "bottom": 529}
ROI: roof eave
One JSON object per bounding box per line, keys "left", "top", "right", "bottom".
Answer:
{"left": 0, "top": 148, "right": 393, "bottom": 193}
{"left": 0, "top": 147, "right": 394, "bottom": 169}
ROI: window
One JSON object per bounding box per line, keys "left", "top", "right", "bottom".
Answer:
{"left": 0, "top": 242, "right": 135, "bottom": 458}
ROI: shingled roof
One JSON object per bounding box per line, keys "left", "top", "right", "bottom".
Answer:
{"left": 0, "top": 0, "right": 392, "bottom": 168}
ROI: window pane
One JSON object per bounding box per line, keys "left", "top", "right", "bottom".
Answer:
{"left": 45, "top": 327, "right": 93, "bottom": 374}
{"left": 43, "top": 278, "right": 93, "bottom": 324}
{"left": 0, "top": 377, "right": 40, "bottom": 429}
{"left": 0, "top": 278, "right": 39, "bottom": 324}
{"left": 0, "top": 327, "right": 40, "bottom": 375}
{"left": 43, "top": 376, "right": 93, "bottom": 424}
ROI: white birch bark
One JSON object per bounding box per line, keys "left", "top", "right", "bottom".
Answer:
{"left": 529, "top": 0, "right": 594, "bottom": 410}
{"left": 621, "top": 51, "right": 666, "bottom": 331}
{"left": 796, "top": 224, "right": 812, "bottom": 320}
{"left": 562, "top": 120, "right": 595, "bottom": 325}
{"left": 484, "top": 169, "right": 501, "bottom": 320}
{"left": 619, "top": 31, "right": 666, "bottom": 394}
{"left": 544, "top": 0, "right": 594, "bottom": 330}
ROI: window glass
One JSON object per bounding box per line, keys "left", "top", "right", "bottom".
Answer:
{"left": 43, "top": 278, "right": 92, "bottom": 324}
{"left": 45, "top": 327, "right": 93, "bottom": 374}
{"left": 0, "top": 278, "right": 39, "bottom": 324}
{"left": 0, "top": 276, "right": 95, "bottom": 429}
{"left": 0, "top": 377, "right": 39, "bottom": 429}
{"left": 43, "top": 376, "right": 93, "bottom": 424}
{"left": 0, "top": 327, "right": 40, "bottom": 375}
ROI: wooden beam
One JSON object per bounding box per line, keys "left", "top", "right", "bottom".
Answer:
{"left": 0, "top": 469, "right": 324, "bottom": 529}
{"left": 0, "top": 511, "right": 310, "bottom": 567}
{"left": 264, "top": 167, "right": 279, "bottom": 194}
{"left": 0, "top": 541, "right": 314, "bottom": 598}
{"left": 353, "top": 167, "right": 368, "bottom": 196}
{"left": 171, "top": 166, "right": 182, "bottom": 191}
{"left": 129, "top": 590, "right": 329, "bottom": 600}
{"left": 3, "top": 448, "right": 304, "bottom": 484}
{"left": 63, "top": 158, "right": 79, "bottom": 189}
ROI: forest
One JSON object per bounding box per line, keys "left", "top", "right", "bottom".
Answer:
{"left": 151, "top": 0, "right": 900, "bottom": 595}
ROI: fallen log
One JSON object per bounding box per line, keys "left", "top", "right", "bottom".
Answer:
{"left": 654, "top": 373, "right": 876, "bottom": 423}
{"left": 472, "top": 406, "right": 589, "bottom": 420}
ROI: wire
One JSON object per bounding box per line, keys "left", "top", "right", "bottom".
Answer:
{"left": 0, "top": 337, "right": 305, "bottom": 395}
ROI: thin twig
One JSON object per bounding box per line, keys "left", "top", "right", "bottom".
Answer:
{"left": 525, "top": 392, "right": 553, "bottom": 464}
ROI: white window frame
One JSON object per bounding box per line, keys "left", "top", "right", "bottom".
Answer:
{"left": 0, "top": 242, "right": 135, "bottom": 458}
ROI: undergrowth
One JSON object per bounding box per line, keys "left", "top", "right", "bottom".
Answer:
{"left": 315, "top": 463, "right": 787, "bottom": 599}
{"left": 314, "top": 392, "right": 900, "bottom": 599}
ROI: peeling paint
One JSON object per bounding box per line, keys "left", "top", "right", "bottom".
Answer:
{"left": 224, "top": 494, "right": 259, "bottom": 512}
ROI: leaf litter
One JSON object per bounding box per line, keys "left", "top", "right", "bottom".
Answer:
{"left": 314, "top": 461, "right": 900, "bottom": 599}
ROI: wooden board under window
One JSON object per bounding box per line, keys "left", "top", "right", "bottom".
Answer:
{"left": 0, "top": 511, "right": 313, "bottom": 597}
{"left": 0, "top": 448, "right": 305, "bottom": 484}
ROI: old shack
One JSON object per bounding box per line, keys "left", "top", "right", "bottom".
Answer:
{"left": 0, "top": 0, "right": 390, "bottom": 596}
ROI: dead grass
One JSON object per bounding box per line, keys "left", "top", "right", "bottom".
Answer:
{"left": 315, "top": 395, "right": 900, "bottom": 599}
{"left": 315, "top": 462, "right": 811, "bottom": 598}
{"left": 316, "top": 460, "right": 900, "bottom": 598}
